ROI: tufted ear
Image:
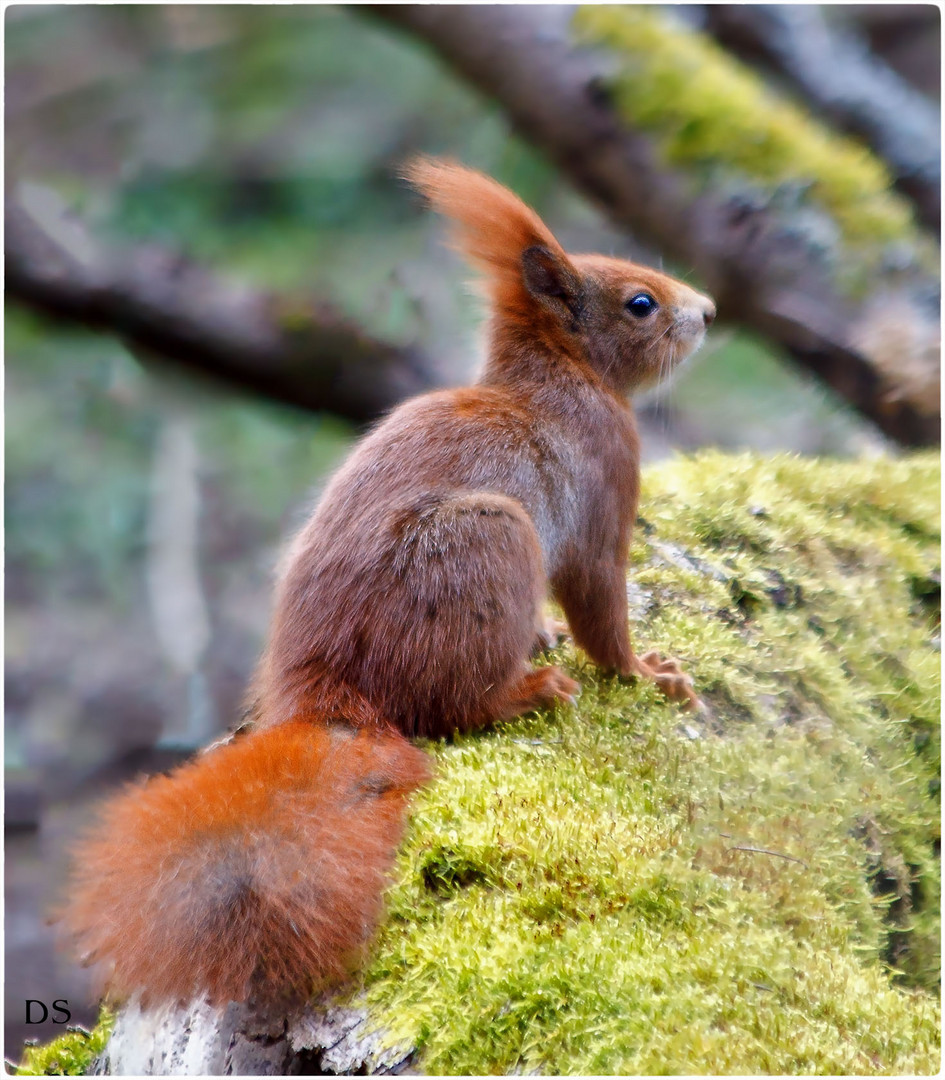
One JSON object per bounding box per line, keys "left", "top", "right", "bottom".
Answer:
{"left": 521, "top": 245, "right": 584, "bottom": 317}
{"left": 405, "top": 157, "right": 583, "bottom": 320}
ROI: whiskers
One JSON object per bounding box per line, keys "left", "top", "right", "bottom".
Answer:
{"left": 644, "top": 323, "right": 678, "bottom": 436}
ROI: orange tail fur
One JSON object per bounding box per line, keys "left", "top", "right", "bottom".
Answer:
{"left": 63, "top": 721, "right": 431, "bottom": 1007}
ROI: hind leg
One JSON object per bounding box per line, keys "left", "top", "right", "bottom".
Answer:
{"left": 357, "top": 491, "right": 581, "bottom": 737}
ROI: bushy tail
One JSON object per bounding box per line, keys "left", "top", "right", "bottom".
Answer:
{"left": 63, "top": 721, "right": 431, "bottom": 1007}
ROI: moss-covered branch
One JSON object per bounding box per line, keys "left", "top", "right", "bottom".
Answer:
{"left": 573, "top": 6, "right": 918, "bottom": 247}
{"left": 701, "top": 4, "right": 940, "bottom": 231}
{"left": 15, "top": 1010, "right": 113, "bottom": 1076}
{"left": 361, "top": 450, "right": 940, "bottom": 1074}
{"left": 37, "top": 451, "right": 940, "bottom": 1075}
{"left": 371, "top": 4, "right": 940, "bottom": 448}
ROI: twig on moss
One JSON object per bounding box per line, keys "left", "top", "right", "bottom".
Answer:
{"left": 720, "top": 833, "right": 809, "bottom": 868}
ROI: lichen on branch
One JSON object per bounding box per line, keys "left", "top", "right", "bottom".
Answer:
{"left": 573, "top": 6, "right": 921, "bottom": 251}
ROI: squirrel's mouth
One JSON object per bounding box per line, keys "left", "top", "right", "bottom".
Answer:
{"left": 664, "top": 322, "right": 706, "bottom": 365}
{"left": 634, "top": 322, "right": 707, "bottom": 396}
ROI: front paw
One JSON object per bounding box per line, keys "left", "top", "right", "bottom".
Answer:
{"left": 634, "top": 650, "right": 702, "bottom": 710}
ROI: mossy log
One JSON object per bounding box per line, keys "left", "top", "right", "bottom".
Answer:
{"left": 23, "top": 451, "right": 940, "bottom": 1076}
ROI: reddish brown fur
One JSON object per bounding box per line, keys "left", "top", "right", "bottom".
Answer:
{"left": 256, "top": 159, "right": 715, "bottom": 732}
{"left": 65, "top": 722, "right": 430, "bottom": 1006}
{"left": 65, "top": 159, "right": 715, "bottom": 1007}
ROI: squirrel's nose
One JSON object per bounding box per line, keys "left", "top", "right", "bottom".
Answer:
{"left": 703, "top": 303, "right": 716, "bottom": 328}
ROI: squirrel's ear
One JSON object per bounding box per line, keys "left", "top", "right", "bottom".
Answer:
{"left": 521, "top": 245, "right": 583, "bottom": 314}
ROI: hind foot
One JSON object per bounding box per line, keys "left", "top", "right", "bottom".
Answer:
{"left": 499, "top": 664, "right": 580, "bottom": 720}
{"left": 632, "top": 650, "right": 701, "bottom": 710}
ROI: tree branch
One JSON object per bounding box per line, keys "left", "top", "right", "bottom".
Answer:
{"left": 843, "top": 5, "right": 940, "bottom": 100}
{"left": 370, "top": 4, "right": 939, "bottom": 448}
{"left": 701, "top": 4, "right": 940, "bottom": 231}
{"left": 5, "top": 189, "right": 434, "bottom": 424}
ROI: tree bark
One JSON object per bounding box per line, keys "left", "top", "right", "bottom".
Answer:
{"left": 844, "top": 4, "right": 941, "bottom": 100}
{"left": 94, "top": 998, "right": 414, "bottom": 1076}
{"left": 5, "top": 192, "right": 434, "bottom": 425}
{"left": 370, "top": 4, "right": 940, "bottom": 448}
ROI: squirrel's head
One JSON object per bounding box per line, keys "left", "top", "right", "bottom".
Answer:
{"left": 406, "top": 156, "right": 715, "bottom": 394}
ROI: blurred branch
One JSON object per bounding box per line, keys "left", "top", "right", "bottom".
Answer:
{"left": 371, "top": 4, "right": 939, "bottom": 448}
{"left": 844, "top": 5, "right": 940, "bottom": 98}
{"left": 5, "top": 191, "right": 434, "bottom": 424}
{"left": 701, "top": 4, "right": 940, "bottom": 231}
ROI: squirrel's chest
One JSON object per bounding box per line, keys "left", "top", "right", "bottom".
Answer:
{"left": 522, "top": 401, "right": 640, "bottom": 570}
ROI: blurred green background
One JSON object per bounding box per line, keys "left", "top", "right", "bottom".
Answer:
{"left": 3, "top": 3, "right": 930, "bottom": 1059}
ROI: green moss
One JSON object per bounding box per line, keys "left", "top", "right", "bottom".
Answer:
{"left": 16, "top": 1010, "right": 113, "bottom": 1076}
{"left": 572, "top": 6, "right": 922, "bottom": 252}
{"left": 22, "top": 454, "right": 939, "bottom": 1075}
{"left": 361, "top": 451, "right": 940, "bottom": 1075}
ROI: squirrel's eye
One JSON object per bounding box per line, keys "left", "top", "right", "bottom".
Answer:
{"left": 626, "top": 293, "right": 658, "bottom": 318}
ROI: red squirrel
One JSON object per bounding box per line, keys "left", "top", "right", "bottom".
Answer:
{"left": 64, "top": 159, "right": 715, "bottom": 1009}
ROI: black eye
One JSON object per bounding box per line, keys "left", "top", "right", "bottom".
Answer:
{"left": 626, "top": 292, "right": 658, "bottom": 318}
